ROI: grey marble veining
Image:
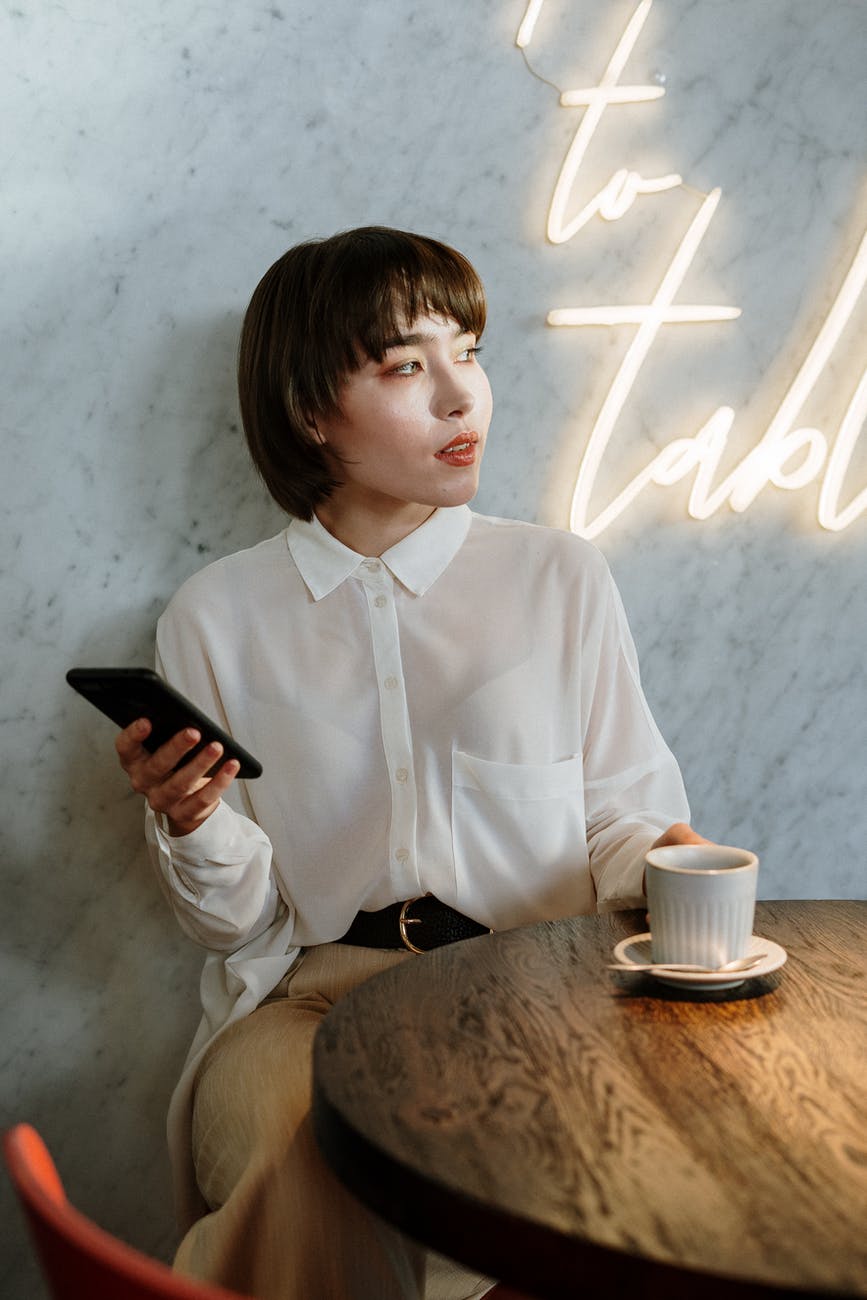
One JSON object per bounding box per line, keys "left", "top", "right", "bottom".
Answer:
{"left": 2, "top": 1, "right": 866, "bottom": 1294}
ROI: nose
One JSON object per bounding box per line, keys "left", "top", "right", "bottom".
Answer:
{"left": 432, "top": 366, "right": 476, "bottom": 421}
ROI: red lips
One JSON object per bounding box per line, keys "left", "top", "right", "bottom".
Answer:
{"left": 435, "top": 432, "right": 479, "bottom": 465}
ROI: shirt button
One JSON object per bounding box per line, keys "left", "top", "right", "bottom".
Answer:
{"left": 395, "top": 768, "right": 409, "bottom": 783}
{"left": 364, "top": 559, "right": 380, "bottom": 572}
{"left": 384, "top": 675, "right": 398, "bottom": 690}
{"left": 374, "top": 595, "right": 387, "bottom": 608}
{"left": 395, "top": 847, "right": 410, "bottom": 863}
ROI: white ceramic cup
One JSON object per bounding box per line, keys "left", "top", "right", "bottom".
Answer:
{"left": 645, "top": 844, "right": 758, "bottom": 967}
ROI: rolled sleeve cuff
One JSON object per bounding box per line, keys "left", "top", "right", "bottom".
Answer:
{"left": 593, "top": 826, "right": 661, "bottom": 913}
{"left": 153, "top": 801, "right": 252, "bottom": 901}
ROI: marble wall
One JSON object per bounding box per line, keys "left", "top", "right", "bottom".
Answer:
{"left": 2, "top": 0, "right": 865, "bottom": 1292}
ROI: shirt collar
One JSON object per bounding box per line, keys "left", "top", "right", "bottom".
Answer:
{"left": 286, "top": 505, "right": 472, "bottom": 600}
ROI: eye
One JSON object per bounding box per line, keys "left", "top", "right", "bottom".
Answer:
{"left": 457, "top": 345, "right": 482, "bottom": 363}
{"left": 390, "top": 358, "right": 422, "bottom": 376}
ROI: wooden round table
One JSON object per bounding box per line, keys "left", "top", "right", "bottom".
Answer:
{"left": 313, "top": 901, "right": 867, "bottom": 1298}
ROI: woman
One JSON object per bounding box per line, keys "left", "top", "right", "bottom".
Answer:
{"left": 117, "top": 226, "right": 705, "bottom": 1299}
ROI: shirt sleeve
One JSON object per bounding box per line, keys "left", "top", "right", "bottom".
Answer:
{"left": 144, "top": 596, "right": 287, "bottom": 953}
{"left": 580, "top": 564, "right": 691, "bottom": 912}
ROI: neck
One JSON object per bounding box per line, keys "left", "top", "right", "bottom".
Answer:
{"left": 314, "top": 498, "right": 437, "bottom": 556}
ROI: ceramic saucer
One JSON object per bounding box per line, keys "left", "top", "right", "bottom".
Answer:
{"left": 611, "top": 933, "right": 788, "bottom": 991}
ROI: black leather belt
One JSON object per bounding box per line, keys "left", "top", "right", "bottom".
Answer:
{"left": 337, "top": 894, "right": 491, "bottom": 954}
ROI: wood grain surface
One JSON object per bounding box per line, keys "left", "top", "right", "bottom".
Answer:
{"left": 313, "top": 901, "right": 867, "bottom": 1298}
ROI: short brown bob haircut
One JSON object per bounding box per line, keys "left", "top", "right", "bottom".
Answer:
{"left": 237, "top": 226, "right": 487, "bottom": 519}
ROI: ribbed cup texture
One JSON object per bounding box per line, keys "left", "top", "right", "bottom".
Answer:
{"left": 650, "top": 895, "right": 755, "bottom": 966}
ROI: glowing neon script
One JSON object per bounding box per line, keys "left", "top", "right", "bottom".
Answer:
{"left": 518, "top": 0, "right": 680, "bottom": 243}
{"left": 515, "top": 0, "right": 545, "bottom": 49}
{"left": 519, "top": 0, "right": 867, "bottom": 536}
{"left": 564, "top": 216, "right": 867, "bottom": 538}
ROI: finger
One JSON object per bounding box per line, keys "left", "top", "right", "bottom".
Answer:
{"left": 143, "top": 727, "right": 205, "bottom": 781}
{"left": 126, "top": 727, "right": 204, "bottom": 796}
{"left": 115, "top": 717, "right": 152, "bottom": 766}
{"left": 147, "top": 741, "right": 232, "bottom": 808}
{"left": 161, "top": 758, "right": 241, "bottom": 832}
{"left": 181, "top": 757, "right": 240, "bottom": 808}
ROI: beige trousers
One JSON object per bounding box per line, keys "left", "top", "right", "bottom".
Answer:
{"left": 173, "top": 942, "right": 496, "bottom": 1300}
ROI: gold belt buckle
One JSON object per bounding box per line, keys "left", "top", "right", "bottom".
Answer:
{"left": 398, "top": 895, "right": 427, "bottom": 954}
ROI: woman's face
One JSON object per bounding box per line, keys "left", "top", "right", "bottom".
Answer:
{"left": 314, "top": 311, "right": 493, "bottom": 521}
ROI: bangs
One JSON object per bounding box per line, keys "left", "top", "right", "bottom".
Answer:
{"left": 354, "top": 248, "right": 487, "bottom": 362}
{"left": 306, "top": 228, "right": 487, "bottom": 409}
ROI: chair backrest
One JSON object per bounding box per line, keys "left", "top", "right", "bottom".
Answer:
{"left": 3, "top": 1124, "right": 251, "bottom": 1300}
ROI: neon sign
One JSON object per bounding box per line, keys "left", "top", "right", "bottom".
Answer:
{"left": 518, "top": 0, "right": 867, "bottom": 538}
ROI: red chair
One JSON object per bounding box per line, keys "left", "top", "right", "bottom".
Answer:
{"left": 5, "top": 1122, "right": 535, "bottom": 1300}
{"left": 3, "top": 1124, "right": 251, "bottom": 1300}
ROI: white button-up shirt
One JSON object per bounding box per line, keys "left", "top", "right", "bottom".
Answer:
{"left": 146, "top": 505, "right": 689, "bottom": 1223}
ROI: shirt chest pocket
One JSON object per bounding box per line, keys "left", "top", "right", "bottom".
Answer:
{"left": 450, "top": 750, "right": 588, "bottom": 926}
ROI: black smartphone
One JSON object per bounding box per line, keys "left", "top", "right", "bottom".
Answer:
{"left": 66, "top": 667, "right": 263, "bottom": 779}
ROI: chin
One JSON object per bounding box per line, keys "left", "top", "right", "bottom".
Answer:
{"left": 440, "top": 474, "right": 482, "bottom": 507}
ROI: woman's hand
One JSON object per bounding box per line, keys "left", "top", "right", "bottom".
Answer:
{"left": 650, "top": 822, "right": 711, "bottom": 850}
{"left": 115, "top": 717, "right": 239, "bottom": 838}
{"left": 643, "top": 823, "right": 712, "bottom": 910}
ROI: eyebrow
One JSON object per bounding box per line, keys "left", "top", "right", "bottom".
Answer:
{"left": 381, "top": 324, "right": 470, "bottom": 351}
